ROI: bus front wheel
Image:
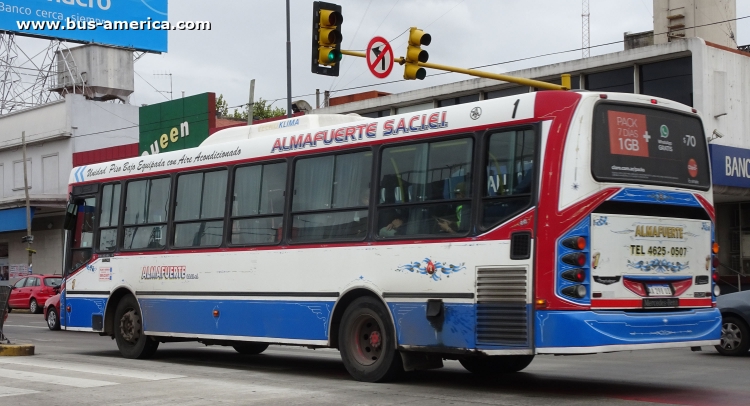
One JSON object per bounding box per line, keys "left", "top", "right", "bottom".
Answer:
{"left": 338, "top": 296, "right": 403, "bottom": 382}
{"left": 459, "top": 355, "right": 534, "bottom": 375}
{"left": 114, "top": 295, "right": 159, "bottom": 359}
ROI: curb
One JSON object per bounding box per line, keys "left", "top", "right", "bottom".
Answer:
{"left": 0, "top": 344, "right": 35, "bottom": 356}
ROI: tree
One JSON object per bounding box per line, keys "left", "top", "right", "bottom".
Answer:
{"left": 216, "top": 94, "right": 286, "bottom": 121}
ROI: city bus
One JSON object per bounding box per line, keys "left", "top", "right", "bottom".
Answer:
{"left": 61, "top": 90, "right": 721, "bottom": 382}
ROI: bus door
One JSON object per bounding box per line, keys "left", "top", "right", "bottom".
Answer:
{"left": 62, "top": 184, "right": 99, "bottom": 329}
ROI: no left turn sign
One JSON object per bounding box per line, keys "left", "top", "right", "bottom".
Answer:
{"left": 366, "top": 36, "right": 394, "bottom": 79}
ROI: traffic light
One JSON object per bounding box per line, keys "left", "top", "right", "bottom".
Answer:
{"left": 404, "top": 27, "right": 431, "bottom": 80}
{"left": 311, "top": 2, "right": 343, "bottom": 76}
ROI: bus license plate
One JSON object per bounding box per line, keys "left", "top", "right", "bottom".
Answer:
{"left": 647, "top": 284, "right": 672, "bottom": 296}
{"left": 643, "top": 298, "right": 679, "bottom": 308}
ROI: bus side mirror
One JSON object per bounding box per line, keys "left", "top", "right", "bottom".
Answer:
{"left": 63, "top": 202, "right": 78, "bottom": 231}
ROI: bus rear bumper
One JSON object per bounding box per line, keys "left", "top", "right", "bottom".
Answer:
{"left": 534, "top": 308, "right": 721, "bottom": 354}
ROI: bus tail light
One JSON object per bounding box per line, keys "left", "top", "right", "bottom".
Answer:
{"left": 671, "top": 279, "right": 693, "bottom": 296}
{"left": 561, "top": 269, "right": 586, "bottom": 283}
{"left": 714, "top": 285, "right": 721, "bottom": 297}
{"left": 712, "top": 271, "right": 719, "bottom": 283}
{"left": 561, "top": 253, "right": 586, "bottom": 267}
{"left": 623, "top": 278, "right": 647, "bottom": 297}
{"left": 712, "top": 242, "right": 719, "bottom": 254}
{"left": 562, "top": 236, "right": 586, "bottom": 250}
{"left": 562, "top": 285, "right": 587, "bottom": 299}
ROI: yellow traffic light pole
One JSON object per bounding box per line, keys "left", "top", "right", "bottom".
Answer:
{"left": 340, "top": 49, "right": 571, "bottom": 91}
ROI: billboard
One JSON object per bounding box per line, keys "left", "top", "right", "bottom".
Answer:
{"left": 139, "top": 93, "right": 216, "bottom": 156}
{"left": 0, "top": 0, "right": 168, "bottom": 53}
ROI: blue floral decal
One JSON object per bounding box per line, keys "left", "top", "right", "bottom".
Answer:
{"left": 701, "top": 222, "right": 711, "bottom": 232}
{"left": 593, "top": 216, "right": 608, "bottom": 226}
{"left": 627, "top": 259, "right": 689, "bottom": 273}
{"left": 397, "top": 258, "right": 465, "bottom": 281}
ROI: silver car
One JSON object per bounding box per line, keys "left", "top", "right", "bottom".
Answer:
{"left": 716, "top": 290, "right": 750, "bottom": 356}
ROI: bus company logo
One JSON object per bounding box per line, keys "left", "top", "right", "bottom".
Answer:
{"left": 634, "top": 225, "right": 684, "bottom": 239}
{"left": 397, "top": 258, "right": 465, "bottom": 281}
{"left": 470, "top": 107, "right": 482, "bottom": 120}
{"left": 141, "top": 266, "right": 188, "bottom": 280}
{"left": 687, "top": 158, "right": 698, "bottom": 178}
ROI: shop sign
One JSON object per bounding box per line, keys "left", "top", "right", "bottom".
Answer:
{"left": 710, "top": 144, "right": 750, "bottom": 188}
{"left": 139, "top": 93, "right": 216, "bottom": 156}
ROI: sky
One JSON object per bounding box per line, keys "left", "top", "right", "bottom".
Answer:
{"left": 14, "top": 0, "right": 750, "bottom": 113}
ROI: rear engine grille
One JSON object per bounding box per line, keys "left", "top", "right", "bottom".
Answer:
{"left": 476, "top": 268, "right": 529, "bottom": 346}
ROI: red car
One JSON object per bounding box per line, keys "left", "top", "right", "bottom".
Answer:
{"left": 44, "top": 293, "right": 61, "bottom": 330}
{"left": 8, "top": 275, "right": 62, "bottom": 314}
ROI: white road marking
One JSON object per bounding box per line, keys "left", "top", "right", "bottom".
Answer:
{"left": 0, "top": 369, "right": 116, "bottom": 388}
{"left": 0, "top": 358, "right": 184, "bottom": 381}
{"left": 1, "top": 324, "right": 48, "bottom": 329}
{"left": 0, "top": 386, "right": 39, "bottom": 398}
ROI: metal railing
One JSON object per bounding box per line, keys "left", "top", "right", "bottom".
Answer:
{"left": 718, "top": 262, "right": 744, "bottom": 293}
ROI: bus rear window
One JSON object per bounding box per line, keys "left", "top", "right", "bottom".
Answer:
{"left": 591, "top": 103, "right": 710, "bottom": 190}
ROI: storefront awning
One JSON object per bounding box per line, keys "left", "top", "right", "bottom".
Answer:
{"left": 0, "top": 207, "right": 34, "bottom": 233}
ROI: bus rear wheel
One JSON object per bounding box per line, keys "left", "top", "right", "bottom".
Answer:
{"left": 233, "top": 343, "right": 269, "bottom": 355}
{"left": 339, "top": 297, "right": 403, "bottom": 382}
{"left": 114, "top": 295, "right": 159, "bottom": 359}
{"left": 459, "top": 355, "right": 534, "bottom": 375}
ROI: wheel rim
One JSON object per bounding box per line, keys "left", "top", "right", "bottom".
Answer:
{"left": 721, "top": 322, "right": 743, "bottom": 350}
{"left": 349, "top": 313, "right": 384, "bottom": 366}
{"left": 30, "top": 300, "right": 37, "bottom": 313}
{"left": 119, "top": 309, "right": 142, "bottom": 344}
{"left": 47, "top": 310, "right": 57, "bottom": 328}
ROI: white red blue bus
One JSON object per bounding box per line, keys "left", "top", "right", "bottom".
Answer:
{"left": 61, "top": 90, "right": 721, "bottom": 382}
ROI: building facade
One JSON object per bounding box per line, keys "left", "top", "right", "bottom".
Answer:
{"left": 0, "top": 94, "right": 139, "bottom": 278}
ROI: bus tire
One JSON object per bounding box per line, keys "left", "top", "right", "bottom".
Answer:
{"left": 114, "top": 295, "right": 159, "bottom": 359}
{"left": 715, "top": 315, "right": 750, "bottom": 356}
{"left": 338, "top": 296, "right": 403, "bottom": 382}
{"left": 459, "top": 355, "right": 534, "bottom": 375}
{"left": 233, "top": 343, "right": 269, "bottom": 355}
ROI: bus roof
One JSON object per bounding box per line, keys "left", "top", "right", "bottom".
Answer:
{"left": 68, "top": 91, "right": 696, "bottom": 185}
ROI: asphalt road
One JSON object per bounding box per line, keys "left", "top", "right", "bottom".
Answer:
{"left": 1, "top": 312, "right": 749, "bottom": 406}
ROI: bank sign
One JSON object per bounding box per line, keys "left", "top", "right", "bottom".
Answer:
{"left": 0, "top": 0, "right": 168, "bottom": 53}
{"left": 710, "top": 144, "right": 750, "bottom": 188}
{"left": 139, "top": 93, "right": 216, "bottom": 156}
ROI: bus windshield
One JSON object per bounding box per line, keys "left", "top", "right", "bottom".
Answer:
{"left": 591, "top": 103, "right": 710, "bottom": 191}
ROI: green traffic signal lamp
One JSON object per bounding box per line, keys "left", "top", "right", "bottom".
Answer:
{"left": 319, "top": 47, "right": 342, "bottom": 65}
{"left": 404, "top": 27, "right": 430, "bottom": 80}
{"left": 312, "top": 2, "right": 343, "bottom": 76}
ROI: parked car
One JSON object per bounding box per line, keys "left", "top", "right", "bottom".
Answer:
{"left": 44, "top": 293, "right": 61, "bottom": 331}
{"left": 715, "top": 290, "right": 750, "bottom": 356}
{"left": 7, "top": 275, "right": 62, "bottom": 314}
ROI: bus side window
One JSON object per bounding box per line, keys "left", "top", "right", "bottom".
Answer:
{"left": 482, "top": 129, "right": 536, "bottom": 229}
{"left": 231, "top": 162, "right": 287, "bottom": 245}
{"left": 98, "top": 183, "right": 121, "bottom": 252}
{"left": 291, "top": 151, "right": 371, "bottom": 242}
{"left": 377, "top": 138, "right": 473, "bottom": 237}
{"left": 122, "top": 177, "right": 171, "bottom": 250}
{"left": 173, "top": 169, "right": 228, "bottom": 248}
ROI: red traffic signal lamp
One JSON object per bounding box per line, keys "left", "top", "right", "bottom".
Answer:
{"left": 404, "top": 27, "right": 431, "bottom": 80}
{"left": 312, "top": 2, "right": 343, "bottom": 76}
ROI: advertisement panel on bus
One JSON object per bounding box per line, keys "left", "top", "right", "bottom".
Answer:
{"left": 0, "top": 0, "right": 168, "bottom": 53}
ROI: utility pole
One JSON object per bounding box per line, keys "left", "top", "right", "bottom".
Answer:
{"left": 316, "top": 89, "right": 320, "bottom": 109}
{"left": 582, "top": 0, "right": 590, "bottom": 58}
{"left": 324, "top": 90, "right": 330, "bottom": 107}
{"left": 21, "top": 131, "right": 33, "bottom": 272}
{"left": 247, "top": 79, "right": 255, "bottom": 125}
{"left": 285, "top": 0, "right": 292, "bottom": 118}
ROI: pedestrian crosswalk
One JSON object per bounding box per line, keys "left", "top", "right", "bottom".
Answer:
{"left": 0, "top": 357, "right": 185, "bottom": 398}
